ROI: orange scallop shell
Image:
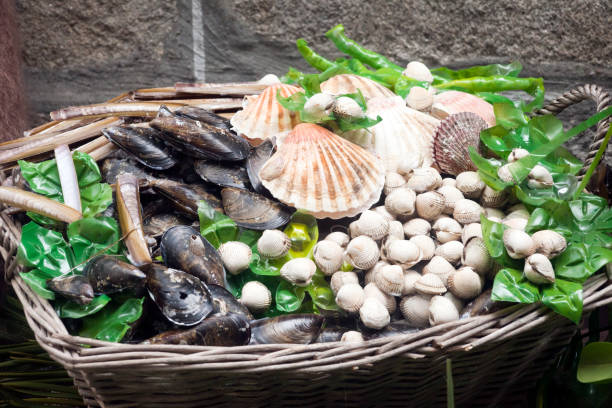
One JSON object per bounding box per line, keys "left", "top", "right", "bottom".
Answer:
{"left": 321, "top": 74, "right": 395, "bottom": 99}
{"left": 432, "top": 91, "right": 496, "bottom": 127}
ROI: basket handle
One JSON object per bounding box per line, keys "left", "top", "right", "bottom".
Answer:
{"left": 532, "top": 84, "right": 611, "bottom": 180}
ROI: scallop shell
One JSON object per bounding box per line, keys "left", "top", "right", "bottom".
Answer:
{"left": 432, "top": 217, "right": 463, "bottom": 243}
{"left": 375, "top": 264, "right": 404, "bottom": 296}
{"left": 524, "top": 253, "right": 555, "bottom": 284}
{"left": 259, "top": 123, "right": 385, "bottom": 219}
{"left": 480, "top": 186, "right": 508, "bottom": 208}
{"left": 406, "top": 86, "right": 434, "bottom": 111}
{"left": 341, "top": 331, "right": 364, "bottom": 343}
{"left": 462, "top": 223, "right": 483, "bottom": 245}
{"left": 403, "top": 218, "right": 431, "bottom": 238}
{"left": 415, "top": 191, "right": 445, "bottom": 220}
{"left": 422, "top": 255, "right": 456, "bottom": 286}
{"left": 503, "top": 229, "right": 536, "bottom": 259}
{"left": 280, "top": 258, "right": 317, "bottom": 287}
{"left": 372, "top": 205, "right": 395, "bottom": 222}
{"left": 455, "top": 171, "right": 485, "bottom": 199}
{"left": 435, "top": 241, "right": 464, "bottom": 265}
{"left": 431, "top": 90, "right": 496, "bottom": 128}
{"left": 400, "top": 294, "right": 431, "bottom": 327}
{"left": 437, "top": 185, "right": 464, "bottom": 215}
{"left": 321, "top": 74, "right": 395, "bottom": 99}
{"left": 388, "top": 220, "right": 405, "bottom": 241}
{"left": 453, "top": 199, "right": 484, "bottom": 224}
{"left": 384, "top": 172, "right": 407, "bottom": 196}
{"left": 364, "top": 96, "right": 441, "bottom": 172}
{"left": 433, "top": 112, "right": 488, "bottom": 176}
{"left": 313, "top": 240, "right": 344, "bottom": 276}
{"left": 324, "top": 231, "right": 350, "bottom": 248}
{"left": 406, "top": 167, "right": 443, "bottom": 193}
{"left": 383, "top": 239, "right": 422, "bottom": 268}
{"left": 230, "top": 83, "right": 302, "bottom": 143}
{"left": 531, "top": 230, "right": 567, "bottom": 259}
{"left": 461, "top": 237, "right": 492, "bottom": 275}
{"left": 335, "top": 283, "right": 365, "bottom": 313}
{"left": 385, "top": 187, "right": 417, "bottom": 218}
{"left": 357, "top": 210, "right": 390, "bottom": 240}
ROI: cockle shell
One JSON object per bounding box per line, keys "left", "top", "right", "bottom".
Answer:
{"left": 415, "top": 191, "right": 445, "bottom": 220}
{"left": 403, "top": 218, "right": 431, "bottom": 238}
{"left": 364, "top": 96, "right": 441, "bottom": 171}
{"left": 280, "top": 258, "right": 317, "bottom": 287}
{"left": 524, "top": 253, "right": 555, "bottom": 284}
{"left": 406, "top": 86, "right": 434, "bottom": 111}
{"left": 345, "top": 236, "right": 380, "bottom": 270}
{"left": 453, "top": 199, "right": 484, "bottom": 224}
{"left": 480, "top": 186, "right": 507, "bottom": 208}
{"left": 365, "top": 262, "right": 387, "bottom": 285}
{"left": 447, "top": 267, "right": 483, "bottom": 300}
{"left": 388, "top": 220, "right": 405, "bottom": 241}
{"left": 402, "top": 270, "right": 421, "bottom": 296}
{"left": 383, "top": 239, "right": 422, "bottom": 268}
{"left": 400, "top": 294, "right": 431, "bottom": 327}
{"left": 320, "top": 74, "right": 395, "bottom": 99}
{"left": 303, "top": 93, "right": 335, "bottom": 121}
{"left": 341, "top": 331, "right": 365, "bottom": 343}
{"left": 218, "top": 241, "right": 252, "bottom": 275}
{"left": 403, "top": 61, "right": 434, "bottom": 83}
{"left": 384, "top": 172, "right": 407, "bottom": 196}
{"left": 409, "top": 235, "right": 436, "bottom": 261}
{"left": 484, "top": 208, "right": 505, "bottom": 220}
{"left": 349, "top": 221, "right": 361, "bottom": 239}
{"left": 497, "top": 163, "right": 515, "bottom": 183}
{"left": 429, "top": 295, "right": 460, "bottom": 326}
{"left": 259, "top": 123, "right": 385, "bottom": 219}
{"left": 527, "top": 164, "right": 554, "bottom": 189}
{"left": 502, "top": 216, "right": 528, "bottom": 231}
{"left": 444, "top": 292, "right": 465, "bottom": 314}
{"left": 330, "top": 271, "right": 359, "bottom": 295}
{"left": 257, "top": 229, "right": 291, "bottom": 259}
{"left": 230, "top": 83, "right": 302, "bottom": 142}
{"left": 461, "top": 223, "right": 483, "bottom": 244}
{"left": 431, "top": 91, "right": 496, "bottom": 128}
{"left": 373, "top": 205, "right": 395, "bottom": 222}
{"left": 437, "top": 185, "right": 464, "bottom": 214}
{"left": 531, "top": 230, "right": 567, "bottom": 258}
{"left": 356, "top": 210, "right": 390, "bottom": 240}
{"left": 240, "top": 281, "right": 272, "bottom": 312}
{"left": 375, "top": 264, "right": 404, "bottom": 296}
{"left": 313, "top": 240, "right": 344, "bottom": 276}
{"left": 332, "top": 96, "right": 365, "bottom": 119}
{"left": 324, "top": 231, "right": 350, "bottom": 248}
{"left": 508, "top": 148, "right": 529, "bottom": 162}
{"left": 442, "top": 178, "right": 456, "bottom": 187}
{"left": 406, "top": 167, "right": 443, "bottom": 193}
{"left": 397, "top": 151, "right": 424, "bottom": 176}
{"left": 363, "top": 282, "right": 397, "bottom": 313}
{"left": 385, "top": 187, "right": 417, "bottom": 218}
{"left": 435, "top": 241, "right": 464, "bottom": 265}
{"left": 503, "top": 229, "right": 536, "bottom": 259}
{"left": 432, "top": 217, "right": 463, "bottom": 243}
{"left": 414, "top": 273, "right": 447, "bottom": 296}
{"left": 359, "top": 298, "right": 391, "bottom": 330}
{"left": 461, "top": 237, "right": 492, "bottom": 275}
{"left": 455, "top": 171, "right": 485, "bottom": 199}
{"left": 422, "top": 255, "right": 456, "bottom": 286}
{"left": 336, "top": 283, "right": 365, "bottom": 313}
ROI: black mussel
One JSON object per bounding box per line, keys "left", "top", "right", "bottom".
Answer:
{"left": 101, "top": 158, "right": 153, "bottom": 184}
{"left": 461, "top": 289, "right": 505, "bottom": 318}
{"left": 150, "top": 110, "right": 249, "bottom": 161}
{"left": 249, "top": 314, "right": 324, "bottom": 345}
{"left": 151, "top": 179, "right": 223, "bottom": 217}
{"left": 102, "top": 126, "right": 177, "bottom": 170}
{"left": 221, "top": 187, "right": 291, "bottom": 230}
{"left": 143, "top": 313, "right": 250, "bottom": 346}
{"left": 194, "top": 160, "right": 250, "bottom": 189}
{"left": 246, "top": 138, "right": 275, "bottom": 193}
{"left": 143, "top": 213, "right": 192, "bottom": 238}
{"left": 47, "top": 275, "right": 94, "bottom": 305}
{"left": 146, "top": 264, "right": 214, "bottom": 326}
{"left": 84, "top": 255, "right": 146, "bottom": 295}
{"left": 160, "top": 226, "right": 225, "bottom": 286}
{"left": 174, "top": 106, "right": 232, "bottom": 131}
{"left": 208, "top": 284, "right": 253, "bottom": 320}
{"left": 364, "top": 320, "right": 419, "bottom": 339}
{"left": 316, "top": 326, "right": 349, "bottom": 343}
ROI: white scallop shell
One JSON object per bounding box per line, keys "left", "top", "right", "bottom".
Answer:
{"left": 321, "top": 74, "right": 395, "bottom": 99}
{"left": 357, "top": 210, "right": 390, "bottom": 240}
{"left": 461, "top": 223, "right": 483, "bottom": 244}
{"left": 431, "top": 90, "right": 496, "bottom": 127}
{"left": 375, "top": 264, "right": 404, "bottom": 296}
{"left": 437, "top": 185, "right": 465, "bottom": 215}
{"left": 383, "top": 239, "right": 422, "bottom": 268}
{"left": 403, "top": 61, "right": 434, "bottom": 83}
{"left": 385, "top": 187, "right": 417, "bottom": 218}
{"left": 341, "top": 330, "right": 365, "bottom": 343}
{"left": 503, "top": 229, "right": 536, "bottom": 259}
{"left": 531, "top": 230, "right": 567, "bottom": 258}
{"left": 324, "top": 231, "right": 350, "bottom": 248}
{"left": 461, "top": 237, "right": 492, "bottom": 275}
{"left": 384, "top": 172, "right": 407, "bottom": 196}
{"left": 524, "top": 253, "right": 555, "bottom": 284}
{"left": 409, "top": 235, "right": 436, "bottom": 261}
{"left": 364, "top": 261, "right": 387, "bottom": 285}
{"left": 279, "top": 258, "right": 316, "bottom": 287}
{"left": 363, "top": 282, "right": 397, "bottom": 314}
{"left": 432, "top": 217, "right": 463, "bottom": 243}
{"left": 455, "top": 171, "right": 485, "bottom": 199}
{"left": 402, "top": 270, "right": 421, "bottom": 296}
{"left": 422, "top": 255, "right": 456, "bottom": 286}
{"left": 414, "top": 273, "right": 447, "bottom": 296}
{"left": 406, "top": 167, "right": 443, "bottom": 193}
{"left": 415, "top": 191, "right": 445, "bottom": 220}
{"left": 453, "top": 199, "right": 484, "bottom": 224}
{"left": 388, "top": 220, "right": 405, "bottom": 241}
{"left": 435, "top": 240, "right": 465, "bottom": 265}
{"left": 447, "top": 267, "right": 483, "bottom": 300}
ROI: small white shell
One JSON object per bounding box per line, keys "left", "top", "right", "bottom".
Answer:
{"left": 397, "top": 152, "right": 423, "bottom": 176}
{"left": 503, "top": 229, "right": 536, "bottom": 259}
{"left": 508, "top": 148, "right": 529, "bottom": 162}
{"left": 373, "top": 205, "right": 396, "bottom": 222}
{"left": 257, "top": 230, "right": 291, "bottom": 259}
{"left": 363, "top": 282, "right": 397, "bottom": 313}
{"left": 429, "top": 295, "right": 460, "bottom": 326}
{"left": 384, "top": 239, "right": 422, "bottom": 268}
{"left": 403, "top": 61, "right": 434, "bottom": 83}
{"left": 447, "top": 267, "right": 483, "bottom": 300}
{"left": 402, "top": 270, "right": 421, "bottom": 296}
{"left": 341, "top": 330, "right": 364, "bottom": 343}
{"left": 461, "top": 237, "right": 492, "bottom": 275}
{"left": 453, "top": 199, "right": 484, "bottom": 224}
{"left": 527, "top": 165, "right": 554, "bottom": 189}
{"left": 400, "top": 294, "right": 431, "bottom": 327}
{"left": 480, "top": 186, "right": 507, "bottom": 208}
{"left": 375, "top": 264, "right": 404, "bottom": 296}
{"left": 502, "top": 217, "right": 528, "bottom": 231}
{"left": 303, "top": 93, "right": 335, "bottom": 121}
{"left": 506, "top": 208, "right": 530, "bottom": 220}
{"left": 406, "top": 167, "right": 442, "bottom": 193}
{"left": 443, "top": 292, "right": 464, "bottom": 314}
{"left": 359, "top": 298, "right": 390, "bottom": 330}
{"left": 422, "top": 255, "right": 455, "bottom": 286}
{"left": 415, "top": 191, "right": 445, "bottom": 220}
{"left": 484, "top": 207, "right": 505, "bottom": 220}
{"left": 497, "top": 163, "right": 515, "bottom": 183}
{"left": 388, "top": 220, "right": 405, "bottom": 241}
{"left": 385, "top": 188, "right": 417, "bottom": 218}
{"left": 345, "top": 236, "right": 380, "bottom": 270}
{"left": 218, "top": 241, "right": 252, "bottom": 275}
{"left": 364, "top": 261, "right": 387, "bottom": 285}
{"left": 335, "top": 283, "right": 365, "bottom": 313}
{"left": 414, "top": 273, "right": 447, "bottom": 296}
{"left": 313, "top": 240, "right": 344, "bottom": 276}
{"left": 437, "top": 185, "right": 465, "bottom": 215}
{"left": 507, "top": 203, "right": 527, "bottom": 213}
{"left": 279, "top": 258, "right": 316, "bottom": 287}
{"left": 325, "top": 231, "right": 350, "bottom": 248}
{"left": 461, "top": 223, "right": 483, "bottom": 244}
{"left": 432, "top": 217, "right": 463, "bottom": 243}
{"left": 409, "top": 235, "right": 436, "bottom": 261}
{"left": 524, "top": 253, "right": 555, "bottom": 284}
{"left": 332, "top": 96, "right": 365, "bottom": 119}
{"left": 330, "top": 271, "right": 360, "bottom": 295}
{"left": 384, "top": 172, "right": 407, "bottom": 196}
{"left": 442, "top": 178, "right": 456, "bottom": 187}
{"left": 455, "top": 171, "right": 485, "bottom": 199}
{"left": 406, "top": 86, "right": 434, "bottom": 111}
{"left": 403, "top": 218, "right": 432, "bottom": 238}
{"left": 240, "top": 281, "right": 272, "bottom": 312}
{"left": 349, "top": 220, "right": 361, "bottom": 239}
{"left": 435, "top": 241, "right": 464, "bottom": 265}
{"left": 357, "top": 210, "right": 390, "bottom": 240}
{"left": 257, "top": 74, "right": 281, "bottom": 85}
{"left": 531, "top": 230, "right": 567, "bottom": 258}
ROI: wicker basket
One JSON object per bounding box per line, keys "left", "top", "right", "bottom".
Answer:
{"left": 2, "top": 83, "right": 611, "bottom": 408}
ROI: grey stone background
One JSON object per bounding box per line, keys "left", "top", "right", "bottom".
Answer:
{"left": 15, "top": 0, "right": 612, "bottom": 160}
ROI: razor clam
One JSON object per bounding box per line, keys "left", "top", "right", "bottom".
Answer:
{"left": 207, "top": 284, "right": 254, "bottom": 320}
{"left": 47, "top": 275, "right": 94, "bottom": 305}
{"left": 143, "top": 213, "right": 191, "bottom": 238}
{"left": 143, "top": 313, "right": 250, "bottom": 346}
{"left": 116, "top": 174, "right": 152, "bottom": 267}
{"left": 249, "top": 314, "right": 325, "bottom": 345}
{"left": 102, "top": 126, "right": 177, "bottom": 170}
{"left": 194, "top": 160, "right": 250, "bottom": 189}
{"left": 221, "top": 187, "right": 291, "bottom": 230}
{"left": 101, "top": 158, "right": 153, "bottom": 184}
{"left": 0, "top": 187, "right": 82, "bottom": 223}
{"left": 246, "top": 138, "right": 275, "bottom": 193}
{"left": 150, "top": 179, "right": 223, "bottom": 217}
{"left": 146, "top": 263, "right": 214, "bottom": 326}
{"left": 160, "top": 225, "right": 225, "bottom": 286}
{"left": 150, "top": 108, "right": 249, "bottom": 161}
{"left": 174, "top": 106, "right": 232, "bottom": 131}
{"left": 84, "top": 255, "right": 146, "bottom": 294}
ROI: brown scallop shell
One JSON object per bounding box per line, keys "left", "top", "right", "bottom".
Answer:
{"left": 432, "top": 90, "right": 496, "bottom": 127}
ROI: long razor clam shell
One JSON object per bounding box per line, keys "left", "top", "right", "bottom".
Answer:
{"left": 86, "top": 142, "right": 118, "bottom": 162}
{"left": 74, "top": 136, "right": 109, "bottom": 154}
{"left": 174, "top": 82, "right": 268, "bottom": 95}
{"left": 0, "top": 117, "right": 121, "bottom": 165}
{"left": 54, "top": 145, "right": 82, "bottom": 213}
{"left": 130, "top": 87, "right": 181, "bottom": 100}
{"left": 116, "top": 174, "right": 152, "bottom": 267}
{"left": 3, "top": 118, "right": 102, "bottom": 151}
{"left": 0, "top": 187, "right": 82, "bottom": 223}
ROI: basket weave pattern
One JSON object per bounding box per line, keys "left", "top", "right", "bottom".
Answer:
{"left": 2, "top": 84, "right": 611, "bottom": 408}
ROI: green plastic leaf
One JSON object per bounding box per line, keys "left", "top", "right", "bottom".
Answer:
{"left": 479, "top": 125, "right": 512, "bottom": 157}
{"left": 18, "top": 221, "right": 74, "bottom": 276}
{"left": 237, "top": 228, "right": 262, "bottom": 249}
{"left": 72, "top": 151, "right": 103, "bottom": 187}
{"left": 80, "top": 183, "right": 113, "bottom": 218}
{"left": 79, "top": 297, "right": 144, "bottom": 343}
{"left": 586, "top": 246, "right": 612, "bottom": 273}
{"left": 307, "top": 271, "right": 338, "bottom": 311}
{"left": 525, "top": 208, "right": 556, "bottom": 233}
{"left": 197, "top": 200, "right": 238, "bottom": 248}
{"left": 569, "top": 194, "right": 607, "bottom": 223}
{"left": 275, "top": 280, "right": 306, "bottom": 312}
{"left": 249, "top": 252, "right": 285, "bottom": 276}
{"left": 394, "top": 75, "right": 430, "bottom": 98}
{"left": 431, "top": 61, "right": 523, "bottom": 83}
{"left": 542, "top": 279, "right": 583, "bottom": 324}
{"left": 284, "top": 211, "right": 319, "bottom": 258}
{"left": 494, "top": 102, "right": 528, "bottom": 129}
{"left": 19, "top": 269, "right": 56, "bottom": 300}
{"left": 480, "top": 215, "right": 522, "bottom": 268}
{"left": 577, "top": 342, "right": 612, "bottom": 383}
{"left": 491, "top": 268, "right": 541, "bottom": 303}
{"left": 56, "top": 294, "right": 111, "bottom": 319}
{"left": 67, "top": 217, "right": 120, "bottom": 273}
{"left": 18, "top": 159, "right": 62, "bottom": 200}
{"left": 553, "top": 243, "right": 593, "bottom": 282}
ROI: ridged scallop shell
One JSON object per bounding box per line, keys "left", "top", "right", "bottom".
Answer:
{"left": 403, "top": 218, "right": 431, "bottom": 238}
{"left": 385, "top": 187, "right": 417, "bottom": 218}
{"left": 431, "top": 91, "right": 496, "bottom": 127}
{"left": 400, "top": 295, "right": 431, "bottom": 327}
{"left": 356, "top": 210, "right": 390, "bottom": 240}
{"left": 320, "top": 74, "right": 395, "bottom": 99}
{"left": 230, "top": 83, "right": 302, "bottom": 143}
{"left": 384, "top": 172, "right": 407, "bottom": 196}
{"left": 531, "top": 230, "right": 567, "bottom": 259}
{"left": 364, "top": 262, "right": 387, "bottom": 285}
{"left": 313, "top": 240, "right": 344, "bottom": 276}
{"left": 375, "top": 264, "right": 404, "bottom": 296}
{"left": 462, "top": 237, "right": 492, "bottom": 275}
{"left": 280, "top": 258, "right": 317, "bottom": 287}
{"left": 453, "top": 199, "right": 484, "bottom": 224}
{"left": 259, "top": 123, "right": 385, "bottom": 219}
{"left": 324, "top": 231, "right": 350, "bottom": 248}
{"left": 384, "top": 239, "right": 422, "bottom": 268}
{"left": 387, "top": 220, "right": 405, "bottom": 241}
{"left": 432, "top": 217, "right": 463, "bottom": 243}
{"left": 462, "top": 223, "right": 483, "bottom": 245}
{"left": 524, "top": 253, "right": 555, "bottom": 284}
{"left": 480, "top": 185, "right": 508, "bottom": 208}
{"left": 364, "top": 96, "right": 441, "bottom": 172}
{"left": 415, "top": 191, "right": 445, "bottom": 220}
{"left": 406, "top": 167, "right": 442, "bottom": 193}
{"left": 435, "top": 241, "right": 464, "bottom": 265}
{"left": 433, "top": 112, "right": 488, "bottom": 176}
{"left": 437, "top": 185, "right": 464, "bottom": 215}
{"left": 455, "top": 171, "right": 485, "bottom": 199}
{"left": 372, "top": 205, "right": 395, "bottom": 222}
{"left": 359, "top": 298, "right": 390, "bottom": 330}
{"left": 414, "top": 273, "right": 447, "bottom": 296}
{"left": 335, "top": 283, "right": 365, "bottom": 313}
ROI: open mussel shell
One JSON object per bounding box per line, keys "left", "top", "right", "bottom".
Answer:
{"left": 143, "top": 213, "right": 191, "bottom": 238}
{"left": 194, "top": 160, "right": 250, "bottom": 190}
{"left": 143, "top": 313, "right": 250, "bottom": 346}
{"left": 221, "top": 187, "right": 291, "bottom": 230}
{"left": 150, "top": 107, "right": 250, "bottom": 161}
{"left": 208, "top": 284, "right": 254, "bottom": 320}
{"left": 47, "top": 275, "right": 94, "bottom": 305}
{"left": 151, "top": 179, "right": 223, "bottom": 217}
{"left": 249, "top": 314, "right": 324, "bottom": 345}
{"left": 246, "top": 138, "right": 275, "bottom": 193}
{"left": 174, "top": 106, "right": 232, "bottom": 131}
{"left": 84, "top": 255, "right": 146, "bottom": 295}
{"left": 160, "top": 225, "right": 225, "bottom": 286}
{"left": 102, "top": 126, "right": 177, "bottom": 170}
{"left": 146, "top": 263, "right": 214, "bottom": 326}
